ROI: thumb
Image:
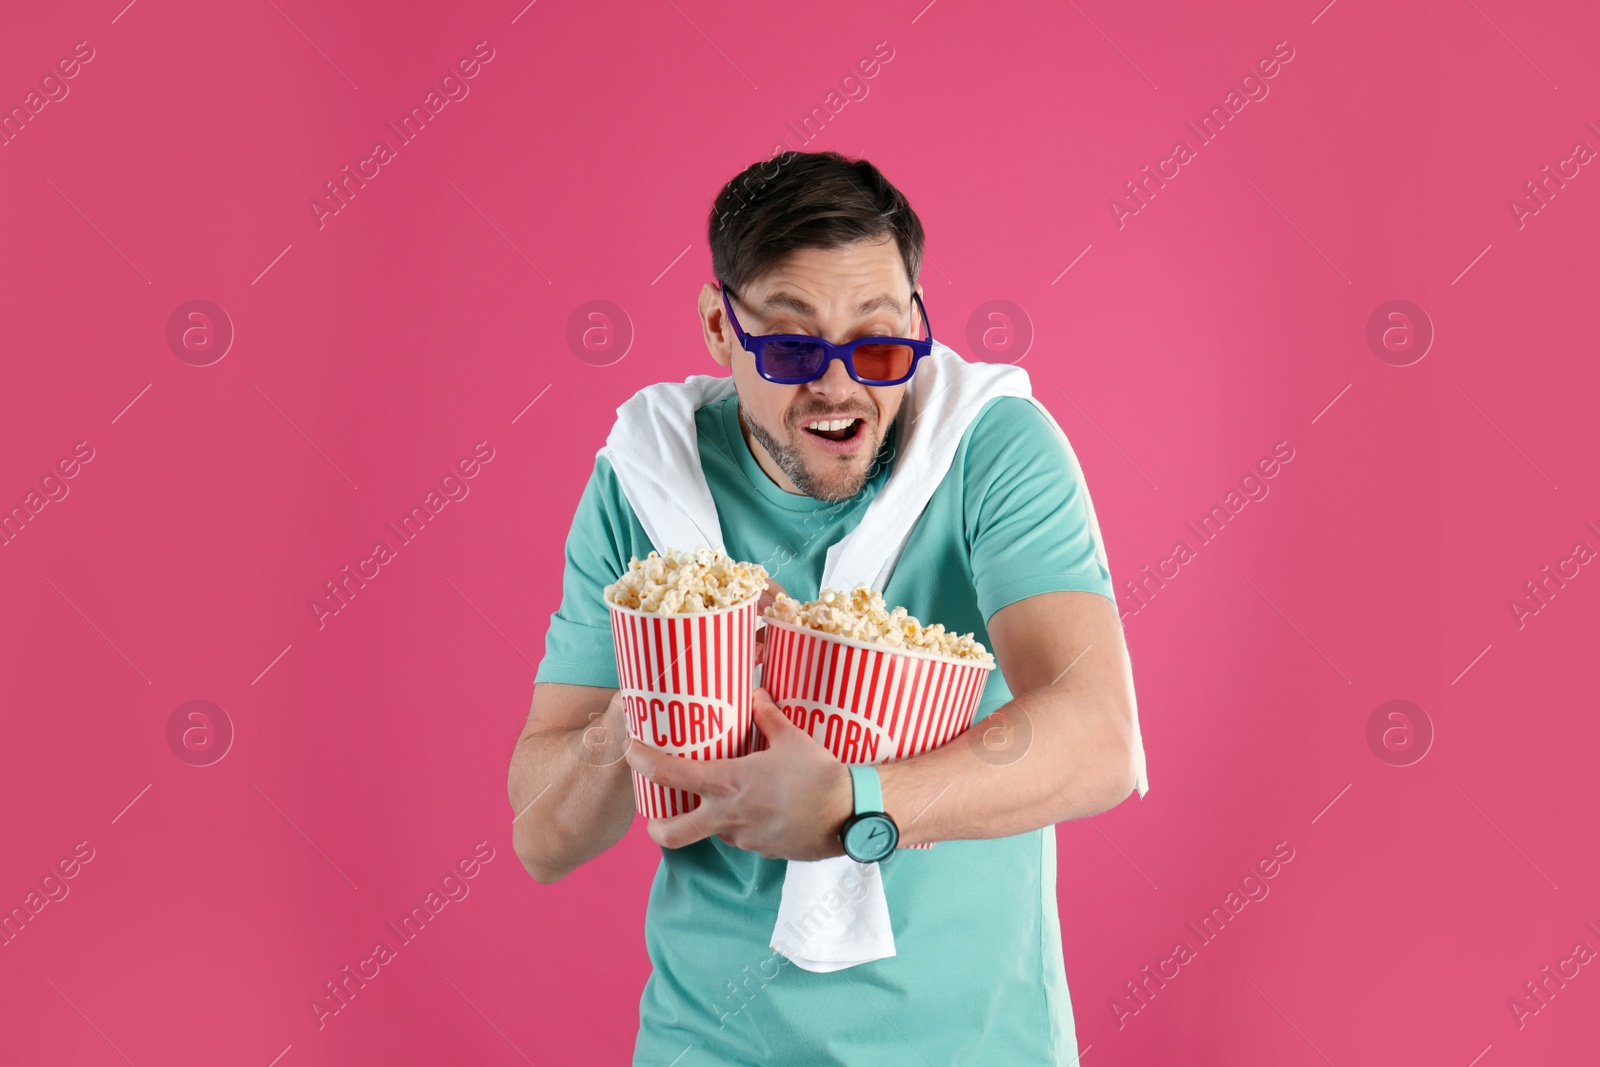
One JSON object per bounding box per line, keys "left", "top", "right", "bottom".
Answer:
{"left": 751, "top": 687, "right": 808, "bottom": 746}
{"left": 756, "top": 577, "right": 789, "bottom": 615}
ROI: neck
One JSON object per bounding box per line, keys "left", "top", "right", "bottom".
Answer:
{"left": 736, "top": 407, "right": 805, "bottom": 495}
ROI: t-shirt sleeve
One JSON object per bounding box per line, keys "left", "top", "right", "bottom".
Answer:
{"left": 964, "top": 395, "right": 1116, "bottom": 624}
{"left": 533, "top": 455, "right": 643, "bottom": 688}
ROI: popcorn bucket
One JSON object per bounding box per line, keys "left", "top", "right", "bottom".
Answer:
{"left": 608, "top": 594, "right": 763, "bottom": 817}
{"left": 759, "top": 618, "right": 995, "bottom": 849}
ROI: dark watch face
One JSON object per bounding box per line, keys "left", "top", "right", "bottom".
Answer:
{"left": 843, "top": 813, "right": 898, "bottom": 862}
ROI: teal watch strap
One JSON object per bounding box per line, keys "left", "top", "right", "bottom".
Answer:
{"left": 848, "top": 764, "right": 883, "bottom": 815}
{"left": 841, "top": 764, "right": 898, "bottom": 862}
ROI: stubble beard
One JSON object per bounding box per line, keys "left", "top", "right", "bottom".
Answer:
{"left": 740, "top": 402, "right": 891, "bottom": 503}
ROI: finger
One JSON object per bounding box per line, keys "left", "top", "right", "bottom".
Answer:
{"left": 756, "top": 576, "right": 789, "bottom": 614}
{"left": 646, "top": 808, "right": 718, "bottom": 850}
{"left": 625, "top": 742, "right": 727, "bottom": 795}
{"left": 751, "top": 687, "right": 813, "bottom": 747}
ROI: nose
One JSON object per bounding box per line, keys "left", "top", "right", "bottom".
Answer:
{"left": 808, "top": 354, "right": 860, "bottom": 400}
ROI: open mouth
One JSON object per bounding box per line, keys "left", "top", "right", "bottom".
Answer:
{"left": 800, "top": 417, "right": 866, "bottom": 443}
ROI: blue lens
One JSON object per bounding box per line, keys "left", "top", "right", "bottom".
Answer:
{"left": 763, "top": 340, "right": 828, "bottom": 380}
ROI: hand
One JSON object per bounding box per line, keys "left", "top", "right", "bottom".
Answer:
{"left": 623, "top": 686, "right": 852, "bottom": 860}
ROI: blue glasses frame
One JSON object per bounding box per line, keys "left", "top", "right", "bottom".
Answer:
{"left": 718, "top": 282, "right": 934, "bottom": 386}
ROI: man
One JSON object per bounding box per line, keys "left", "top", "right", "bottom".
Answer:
{"left": 509, "top": 150, "right": 1144, "bottom": 1065}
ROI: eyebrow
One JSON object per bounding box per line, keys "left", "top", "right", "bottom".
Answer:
{"left": 759, "top": 291, "right": 905, "bottom": 319}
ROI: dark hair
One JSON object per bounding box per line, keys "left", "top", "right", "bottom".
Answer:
{"left": 708, "top": 150, "right": 925, "bottom": 300}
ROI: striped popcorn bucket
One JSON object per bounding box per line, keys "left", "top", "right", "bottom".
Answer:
{"left": 608, "top": 594, "right": 763, "bottom": 817}
{"left": 759, "top": 618, "right": 994, "bottom": 849}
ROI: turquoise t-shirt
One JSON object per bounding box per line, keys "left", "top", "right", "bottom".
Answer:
{"left": 536, "top": 391, "right": 1115, "bottom": 1066}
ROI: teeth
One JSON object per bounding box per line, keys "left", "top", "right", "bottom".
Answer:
{"left": 805, "top": 418, "right": 857, "bottom": 431}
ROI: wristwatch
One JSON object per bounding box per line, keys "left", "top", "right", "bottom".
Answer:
{"left": 839, "top": 764, "right": 899, "bottom": 863}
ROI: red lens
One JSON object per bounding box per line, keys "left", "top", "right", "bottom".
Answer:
{"left": 851, "top": 343, "right": 914, "bottom": 382}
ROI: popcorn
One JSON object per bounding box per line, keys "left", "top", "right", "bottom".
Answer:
{"left": 603, "top": 546, "right": 769, "bottom": 614}
{"left": 764, "top": 586, "right": 995, "bottom": 665}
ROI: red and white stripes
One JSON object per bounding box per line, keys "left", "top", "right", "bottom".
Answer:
{"left": 607, "top": 602, "right": 994, "bottom": 841}
{"left": 760, "top": 619, "right": 993, "bottom": 850}
{"left": 608, "top": 596, "right": 760, "bottom": 817}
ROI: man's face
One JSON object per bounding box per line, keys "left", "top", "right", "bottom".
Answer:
{"left": 700, "top": 238, "right": 924, "bottom": 502}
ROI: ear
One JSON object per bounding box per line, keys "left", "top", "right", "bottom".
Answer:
{"left": 701, "top": 283, "right": 734, "bottom": 368}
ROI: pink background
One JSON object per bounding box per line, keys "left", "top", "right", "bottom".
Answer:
{"left": 2, "top": 0, "right": 1596, "bottom": 1063}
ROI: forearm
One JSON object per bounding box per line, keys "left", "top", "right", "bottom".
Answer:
{"left": 877, "top": 684, "right": 1137, "bottom": 847}
{"left": 509, "top": 724, "right": 635, "bottom": 883}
